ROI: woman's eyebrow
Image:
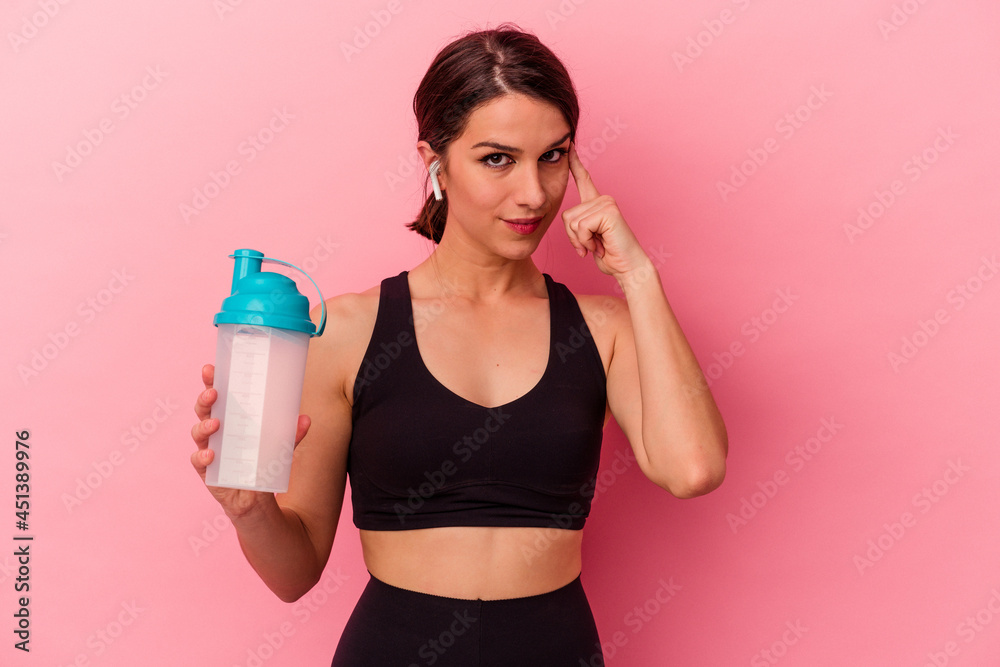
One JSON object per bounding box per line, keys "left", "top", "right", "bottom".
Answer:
{"left": 470, "top": 132, "right": 571, "bottom": 154}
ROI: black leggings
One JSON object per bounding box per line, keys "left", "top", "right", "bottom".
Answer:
{"left": 331, "top": 571, "right": 605, "bottom": 666}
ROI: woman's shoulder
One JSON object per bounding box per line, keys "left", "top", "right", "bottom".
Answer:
{"left": 308, "top": 280, "right": 385, "bottom": 354}
{"left": 323, "top": 278, "right": 387, "bottom": 325}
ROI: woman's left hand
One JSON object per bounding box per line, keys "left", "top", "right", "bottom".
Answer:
{"left": 562, "top": 141, "right": 649, "bottom": 278}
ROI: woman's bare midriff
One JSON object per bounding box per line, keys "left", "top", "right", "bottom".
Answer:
{"left": 359, "top": 526, "right": 584, "bottom": 600}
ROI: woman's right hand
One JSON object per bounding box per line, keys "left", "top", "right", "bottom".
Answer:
{"left": 190, "top": 363, "right": 311, "bottom": 520}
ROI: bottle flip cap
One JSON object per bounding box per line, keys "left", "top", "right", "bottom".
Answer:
{"left": 213, "top": 248, "right": 327, "bottom": 336}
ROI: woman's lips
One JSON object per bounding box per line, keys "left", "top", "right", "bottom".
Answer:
{"left": 504, "top": 217, "right": 543, "bottom": 235}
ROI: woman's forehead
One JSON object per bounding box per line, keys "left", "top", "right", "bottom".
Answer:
{"left": 459, "top": 95, "right": 570, "bottom": 148}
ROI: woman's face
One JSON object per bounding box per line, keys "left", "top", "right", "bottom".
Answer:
{"left": 437, "top": 94, "right": 572, "bottom": 258}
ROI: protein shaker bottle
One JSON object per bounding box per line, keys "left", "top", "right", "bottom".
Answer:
{"left": 205, "top": 248, "right": 326, "bottom": 493}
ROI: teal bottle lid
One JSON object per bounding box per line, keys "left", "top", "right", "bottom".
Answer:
{"left": 213, "top": 249, "right": 327, "bottom": 336}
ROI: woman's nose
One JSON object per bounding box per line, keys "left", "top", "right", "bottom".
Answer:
{"left": 514, "top": 163, "right": 546, "bottom": 209}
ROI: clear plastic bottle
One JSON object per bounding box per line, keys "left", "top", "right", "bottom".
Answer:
{"left": 204, "top": 249, "right": 326, "bottom": 493}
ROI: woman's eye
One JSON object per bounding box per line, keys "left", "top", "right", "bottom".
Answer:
{"left": 481, "top": 153, "right": 513, "bottom": 168}
{"left": 542, "top": 149, "right": 568, "bottom": 163}
{"left": 480, "top": 149, "right": 567, "bottom": 170}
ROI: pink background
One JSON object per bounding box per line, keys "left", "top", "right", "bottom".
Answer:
{"left": 3, "top": 1, "right": 999, "bottom": 665}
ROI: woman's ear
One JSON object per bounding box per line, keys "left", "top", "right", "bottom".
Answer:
{"left": 416, "top": 141, "right": 439, "bottom": 173}
{"left": 416, "top": 141, "right": 445, "bottom": 196}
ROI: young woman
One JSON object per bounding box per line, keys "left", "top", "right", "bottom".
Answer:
{"left": 190, "top": 24, "right": 727, "bottom": 666}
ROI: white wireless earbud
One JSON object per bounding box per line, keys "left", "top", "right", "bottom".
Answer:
{"left": 429, "top": 160, "right": 443, "bottom": 201}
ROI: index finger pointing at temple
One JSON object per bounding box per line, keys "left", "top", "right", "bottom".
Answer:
{"left": 568, "top": 141, "right": 600, "bottom": 202}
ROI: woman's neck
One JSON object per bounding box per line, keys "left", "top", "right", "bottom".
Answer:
{"left": 411, "top": 235, "right": 544, "bottom": 303}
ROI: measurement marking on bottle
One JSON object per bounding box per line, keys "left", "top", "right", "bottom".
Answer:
{"left": 218, "top": 326, "right": 270, "bottom": 487}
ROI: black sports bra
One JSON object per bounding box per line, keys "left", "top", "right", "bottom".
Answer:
{"left": 346, "top": 270, "right": 607, "bottom": 531}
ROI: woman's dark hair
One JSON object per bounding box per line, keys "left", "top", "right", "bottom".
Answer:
{"left": 407, "top": 23, "right": 580, "bottom": 244}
